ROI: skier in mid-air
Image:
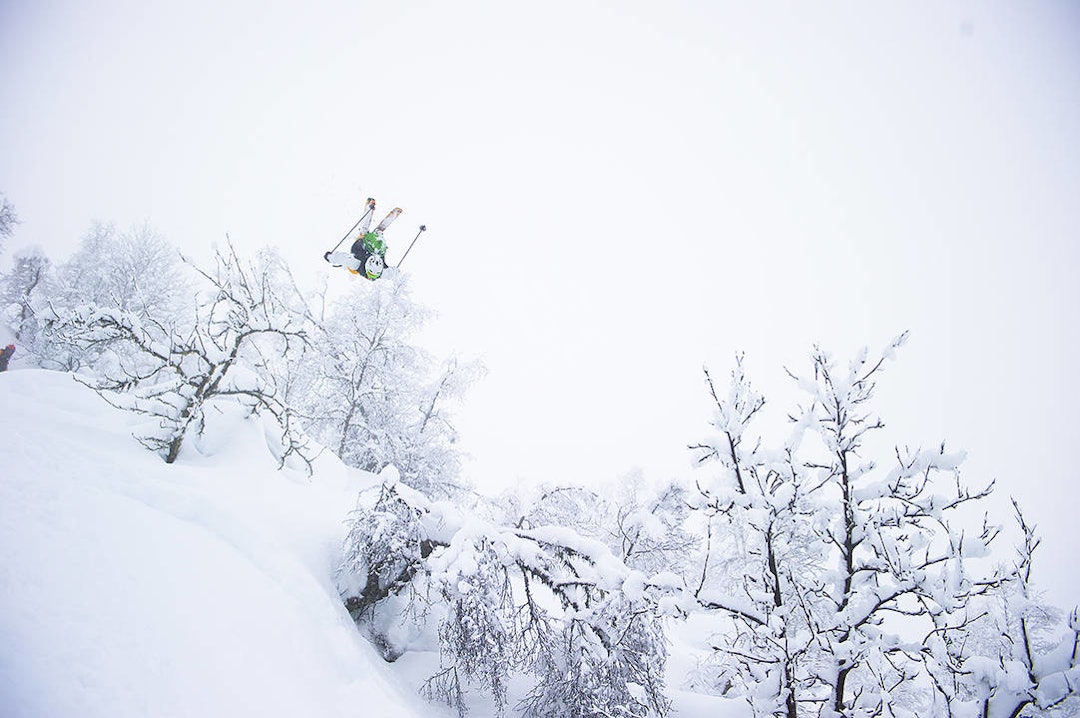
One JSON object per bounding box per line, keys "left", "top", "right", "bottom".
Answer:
{"left": 324, "top": 198, "right": 400, "bottom": 280}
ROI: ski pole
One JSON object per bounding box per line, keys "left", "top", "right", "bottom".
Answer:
{"left": 329, "top": 199, "right": 375, "bottom": 254}
{"left": 395, "top": 225, "right": 427, "bottom": 269}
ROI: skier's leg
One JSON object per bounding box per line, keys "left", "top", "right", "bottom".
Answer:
{"left": 358, "top": 198, "right": 376, "bottom": 233}
{"left": 325, "top": 251, "right": 361, "bottom": 271}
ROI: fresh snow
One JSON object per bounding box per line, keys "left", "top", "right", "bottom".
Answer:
{"left": 0, "top": 369, "right": 743, "bottom": 717}
{"left": 0, "top": 370, "right": 430, "bottom": 718}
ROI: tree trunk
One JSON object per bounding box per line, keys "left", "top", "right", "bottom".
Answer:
{"left": 165, "top": 433, "right": 184, "bottom": 464}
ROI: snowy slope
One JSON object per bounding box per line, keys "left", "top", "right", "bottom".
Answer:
{"left": 0, "top": 369, "right": 743, "bottom": 718}
{"left": 0, "top": 370, "right": 432, "bottom": 718}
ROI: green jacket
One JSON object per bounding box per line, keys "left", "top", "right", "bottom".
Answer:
{"left": 362, "top": 232, "right": 386, "bottom": 256}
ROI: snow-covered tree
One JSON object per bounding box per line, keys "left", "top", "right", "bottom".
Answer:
{"left": 923, "top": 501, "right": 1080, "bottom": 717}
{"left": 54, "top": 222, "right": 190, "bottom": 321}
{"left": 608, "top": 474, "right": 697, "bottom": 577}
{"left": 338, "top": 473, "right": 436, "bottom": 661}
{"left": 58, "top": 241, "right": 311, "bottom": 466}
{"left": 337, "top": 472, "right": 677, "bottom": 717}
{"left": 11, "top": 223, "right": 191, "bottom": 371}
{"left": 0, "top": 245, "right": 50, "bottom": 350}
{"left": 10, "top": 223, "right": 471, "bottom": 484}
{"left": 497, "top": 475, "right": 697, "bottom": 578}
{"left": 689, "top": 354, "right": 817, "bottom": 718}
{"left": 294, "top": 273, "right": 477, "bottom": 498}
{"left": 690, "top": 336, "right": 1015, "bottom": 718}
{"left": 0, "top": 193, "right": 18, "bottom": 253}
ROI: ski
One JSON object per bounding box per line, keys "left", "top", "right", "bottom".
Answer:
{"left": 374, "top": 207, "right": 402, "bottom": 234}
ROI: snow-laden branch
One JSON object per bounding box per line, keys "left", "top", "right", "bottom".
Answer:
{"left": 337, "top": 475, "right": 676, "bottom": 717}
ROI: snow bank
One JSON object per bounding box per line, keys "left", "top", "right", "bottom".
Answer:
{"left": 0, "top": 370, "right": 431, "bottom": 718}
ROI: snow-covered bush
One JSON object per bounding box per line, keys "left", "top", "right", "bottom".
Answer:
{"left": 688, "top": 336, "right": 1077, "bottom": 718}
{"left": 337, "top": 476, "right": 676, "bottom": 717}
{"left": 493, "top": 474, "right": 698, "bottom": 580}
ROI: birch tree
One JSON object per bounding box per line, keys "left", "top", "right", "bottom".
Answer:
{"left": 294, "top": 274, "right": 477, "bottom": 498}
{"left": 692, "top": 336, "right": 1007, "bottom": 717}
{"left": 59, "top": 241, "right": 311, "bottom": 466}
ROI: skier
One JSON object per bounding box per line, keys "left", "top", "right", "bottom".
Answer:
{"left": 324, "top": 198, "right": 400, "bottom": 280}
{"left": 346, "top": 227, "right": 388, "bottom": 280}
{"left": 0, "top": 344, "right": 14, "bottom": 372}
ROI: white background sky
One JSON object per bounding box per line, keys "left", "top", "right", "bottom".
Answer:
{"left": 2, "top": 1, "right": 1078, "bottom": 602}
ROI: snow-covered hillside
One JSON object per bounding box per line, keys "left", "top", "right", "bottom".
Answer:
{"left": 0, "top": 369, "right": 433, "bottom": 718}
{"left": 0, "top": 369, "right": 741, "bottom": 717}
{"left": 6, "top": 364, "right": 1077, "bottom": 718}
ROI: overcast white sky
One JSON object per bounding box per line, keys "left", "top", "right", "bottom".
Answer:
{"left": 2, "top": 1, "right": 1078, "bottom": 601}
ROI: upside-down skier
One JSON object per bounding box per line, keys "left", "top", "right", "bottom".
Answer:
{"left": 324, "top": 197, "right": 427, "bottom": 280}
{"left": 324, "top": 198, "right": 401, "bottom": 280}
